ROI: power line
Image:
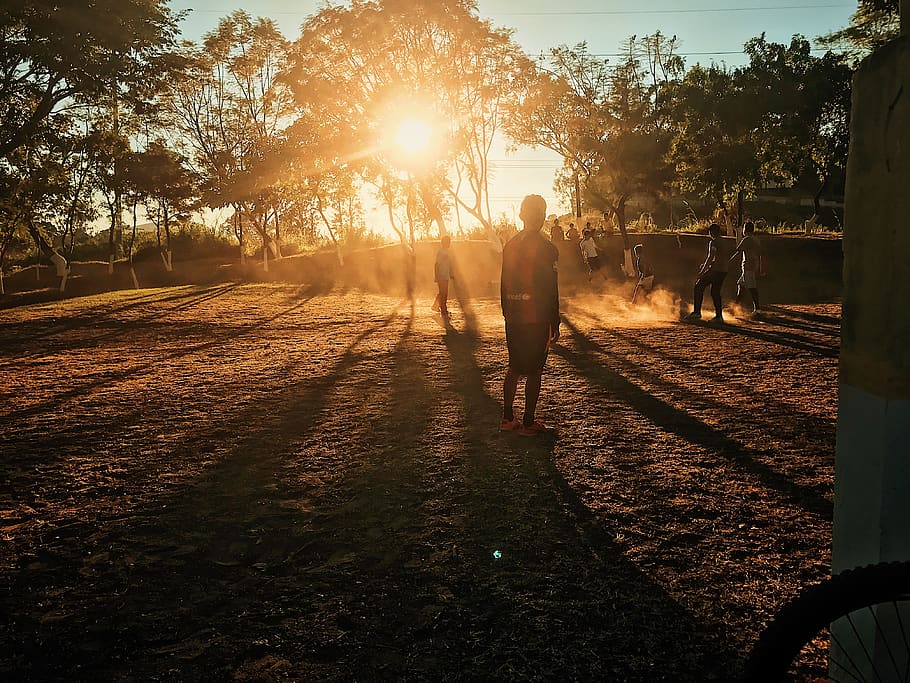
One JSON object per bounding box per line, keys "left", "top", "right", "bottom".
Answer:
{"left": 179, "top": 3, "right": 853, "bottom": 16}
{"left": 537, "top": 47, "right": 833, "bottom": 58}
{"left": 486, "top": 4, "right": 853, "bottom": 16}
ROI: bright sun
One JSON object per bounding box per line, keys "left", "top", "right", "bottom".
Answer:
{"left": 394, "top": 118, "right": 433, "bottom": 156}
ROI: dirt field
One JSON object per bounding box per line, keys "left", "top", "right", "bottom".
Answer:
{"left": 0, "top": 282, "right": 839, "bottom": 681}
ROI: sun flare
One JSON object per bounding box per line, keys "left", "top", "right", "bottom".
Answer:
{"left": 394, "top": 118, "right": 434, "bottom": 156}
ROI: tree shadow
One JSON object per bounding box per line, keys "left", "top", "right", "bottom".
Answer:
{"left": 763, "top": 304, "right": 841, "bottom": 326}
{"left": 3, "top": 295, "right": 764, "bottom": 679}
{"left": 706, "top": 319, "right": 839, "bottom": 358}
{"left": 566, "top": 309, "right": 835, "bottom": 431}
{"left": 0, "top": 283, "right": 348, "bottom": 431}
{"left": 0, "top": 306, "right": 404, "bottom": 679}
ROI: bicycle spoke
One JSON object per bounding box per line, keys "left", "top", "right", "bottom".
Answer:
{"left": 829, "top": 626, "right": 868, "bottom": 683}
{"left": 845, "top": 612, "right": 886, "bottom": 683}
{"left": 867, "top": 603, "right": 904, "bottom": 680}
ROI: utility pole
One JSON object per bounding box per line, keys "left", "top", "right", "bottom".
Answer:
{"left": 574, "top": 171, "right": 581, "bottom": 218}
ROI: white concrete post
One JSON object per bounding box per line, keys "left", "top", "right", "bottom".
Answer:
{"left": 831, "top": 31, "right": 910, "bottom": 678}
{"left": 834, "top": 30, "right": 910, "bottom": 574}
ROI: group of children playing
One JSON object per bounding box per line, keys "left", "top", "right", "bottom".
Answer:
{"left": 432, "top": 219, "right": 764, "bottom": 321}
{"left": 570, "top": 219, "right": 764, "bottom": 318}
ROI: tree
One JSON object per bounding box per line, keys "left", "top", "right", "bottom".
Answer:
{"left": 82, "top": 123, "right": 133, "bottom": 272}
{"left": 0, "top": 0, "right": 182, "bottom": 161}
{"left": 0, "top": 117, "right": 82, "bottom": 287}
{"left": 0, "top": 1, "right": 183, "bottom": 273}
{"left": 503, "top": 43, "right": 613, "bottom": 216}
{"left": 123, "top": 142, "right": 197, "bottom": 273}
{"left": 287, "top": 0, "right": 529, "bottom": 261}
{"left": 585, "top": 34, "right": 681, "bottom": 270}
{"left": 665, "top": 62, "right": 761, "bottom": 231}
{"left": 738, "top": 35, "right": 852, "bottom": 222}
{"left": 166, "top": 11, "right": 295, "bottom": 268}
{"left": 818, "top": 0, "right": 901, "bottom": 64}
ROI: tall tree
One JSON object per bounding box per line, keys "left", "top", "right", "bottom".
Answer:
{"left": 0, "top": 0, "right": 182, "bottom": 160}
{"left": 166, "top": 11, "right": 295, "bottom": 268}
{"left": 287, "top": 0, "right": 528, "bottom": 257}
{"left": 665, "top": 62, "right": 760, "bottom": 230}
{"left": 585, "top": 33, "right": 681, "bottom": 269}
{"left": 738, "top": 35, "right": 852, "bottom": 222}
{"left": 503, "top": 43, "right": 613, "bottom": 216}
{"left": 818, "top": 0, "right": 901, "bottom": 63}
{"left": 123, "top": 141, "right": 197, "bottom": 272}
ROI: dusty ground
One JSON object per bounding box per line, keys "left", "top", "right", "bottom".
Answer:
{"left": 0, "top": 282, "right": 839, "bottom": 681}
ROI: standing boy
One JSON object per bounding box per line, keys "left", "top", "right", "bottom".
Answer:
{"left": 687, "top": 223, "right": 729, "bottom": 322}
{"left": 432, "top": 235, "right": 453, "bottom": 318}
{"left": 501, "top": 194, "right": 561, "bottom": 436}
{"left": 729, "top": 221, "right": 764, "bottom": 313}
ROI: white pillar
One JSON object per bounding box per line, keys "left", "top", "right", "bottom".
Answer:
{"left": 834, "top": 34, "right": 910, "bottom": 573}
{"left": 831, "top": 33, "right": 910, "bottom": 678}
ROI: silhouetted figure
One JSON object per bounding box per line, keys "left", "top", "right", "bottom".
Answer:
{"left": 631, "top": 243, "right": 654, "bottom": 303}
{"left": 730, "top": 221, "right": 764, "bottom": 313}
{"left": 432, "top": 235, "right": 453, "bottom": 319}
{"left": 687, "top": 223, "right": 729, "bottom": 322}
{"left": 501, "top": 194, "right": 560, "bottom": 437}
{"left": 549, "top": 219, "right": 564, "bottom": 242}
{"left": 580, "top": 229, "right": 606, "bottom": 282}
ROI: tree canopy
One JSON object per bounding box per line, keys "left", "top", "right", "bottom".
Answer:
{"left": 0, "top": 1, "right": 864, "bottom": 274}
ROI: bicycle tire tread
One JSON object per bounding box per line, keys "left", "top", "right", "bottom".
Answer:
{"left": 743, "top": 561, "right": 910, "bottom": 682}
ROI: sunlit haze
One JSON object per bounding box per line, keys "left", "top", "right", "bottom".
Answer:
{"left": 170, "top": 0, "right": 857, "bottom": 231}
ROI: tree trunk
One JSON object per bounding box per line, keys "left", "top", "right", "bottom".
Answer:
{"left": 26, "top": 219, "right": 68, "bottom": 289}
{"left": 736, "top": 188, "right": 744, "bottom": 232}
{"left": 574, "top": 172, "right": 582, "bottom": 218}
{"left": 108, "top": 209, "right": 116, "bottom": 275}
{"left": 314, "top": 194, "right": 343, "bottom": 267}
{"left": 129, "top": 200, "right": 140, "bottom": 288}
{"left": 0, "top": 240, "right": 7, "bottom": 295}
{"left": 272, "top": 211, "right": 282, "bottom": 259}
{"left": 616, "top": 196, "right": 635, "bottom": 277}
{"left": 813, "top": 174, "right": 829, "bottom": 220}
{"left": 235, "top": 206, "right": 245, "bottom": 266}
{"left": 26, "top": 219, "right": 57, "bottom": 259}
{"left": 162, "top": 203, "right": 173, "bottom": 272}
{"left": 418, "top": 180, "right": 448, "bottom": 238}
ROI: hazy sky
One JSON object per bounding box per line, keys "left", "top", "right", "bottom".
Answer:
{"left": 170, "top": 0, "right": 857, "bottom": 225}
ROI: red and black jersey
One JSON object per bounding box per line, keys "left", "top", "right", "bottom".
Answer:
{"left": 500, "top": 230, "right": 560, "bottom": 325}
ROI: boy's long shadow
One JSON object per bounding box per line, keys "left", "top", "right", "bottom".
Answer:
{"left": 718, "top": 322, "right": 838, "bottom": 357}
{"left": 556, "top": 318, "right": 832, "bottom": 517}
{"left": 439, "top": 312, "right": 740, "bottom": 679}
{"left": 568, "top": 308, "right": 835, "bottom": 435}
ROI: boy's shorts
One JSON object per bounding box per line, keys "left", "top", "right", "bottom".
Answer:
{"left": 505, "top": 322, "right": 551, "bottom": 375}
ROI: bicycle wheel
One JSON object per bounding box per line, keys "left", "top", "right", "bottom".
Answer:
{"left": 743, "top": 562, "right": 910, "bottom": 682}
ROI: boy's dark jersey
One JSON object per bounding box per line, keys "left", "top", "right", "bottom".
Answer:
{"left": 500, "top": 230, "right": 560, "bottom": 326}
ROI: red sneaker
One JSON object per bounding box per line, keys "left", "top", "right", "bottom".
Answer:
{"left": 518, "top": 421, "right": 554, "bottom": 437}
{"left": 500, "top": 418, "right": 521, "bottom": 431}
